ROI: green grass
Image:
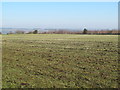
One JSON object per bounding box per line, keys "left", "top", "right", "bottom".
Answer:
{"left": 0, "top": 35, "right": 2, "bottom": 89}
{"left": 2, "top": 34, "right": 119, "bottom": 88}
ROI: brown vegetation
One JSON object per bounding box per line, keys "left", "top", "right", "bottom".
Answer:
{"left": 40, "top": 30, "right": 120, "bottom": 35}
{"left": 5, "top": 29, "right": 120, "bottom": 35}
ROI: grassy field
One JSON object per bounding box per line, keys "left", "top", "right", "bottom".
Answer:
{"left": 2, "top": 34, "right": 119, "bottom": 88}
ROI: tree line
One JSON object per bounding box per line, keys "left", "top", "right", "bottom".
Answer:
{"left": 1, "top": 28, "right": 119, "bottom": 35}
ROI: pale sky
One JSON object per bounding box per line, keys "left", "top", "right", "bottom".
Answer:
{"left": 1, "top": 2, "right": 118, "bottom": 30}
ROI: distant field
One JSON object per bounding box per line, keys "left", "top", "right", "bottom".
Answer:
{"left": 2, "top": 34, "right": 118, "bottom": 88}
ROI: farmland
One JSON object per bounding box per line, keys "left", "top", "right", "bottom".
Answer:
{"left": 2, "top": 34, "right": 119, "bottom": 88}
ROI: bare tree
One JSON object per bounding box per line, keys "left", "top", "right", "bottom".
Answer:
{"left": 83, "top": 28, "right": 88, "bottom": 34}
{"left": 33, "top": 30, "right": 38, "bottom": 34}
{"left": 15, "top": 30, "right": 25, "bottom": 34}
{"left": 27, "top": 31, "right": 33, "bottom": 34}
